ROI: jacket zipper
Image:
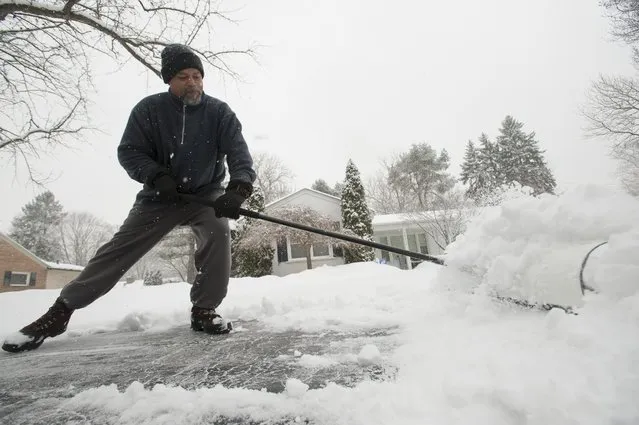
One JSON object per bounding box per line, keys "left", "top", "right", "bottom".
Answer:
{"left": 180, "top": 103, "right": 186, "bottom": 145}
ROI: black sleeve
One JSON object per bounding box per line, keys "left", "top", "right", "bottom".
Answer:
{"left": 217, "top": 103, "right": 257, "bottom": 185}
{"left": 117, "top": 103, "right": 166, "bottom": 185}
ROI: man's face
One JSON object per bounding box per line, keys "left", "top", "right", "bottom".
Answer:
{"left": 169, "top": 68, "right": 203, "bottom": 105}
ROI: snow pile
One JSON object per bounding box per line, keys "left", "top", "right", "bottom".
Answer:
{"left": 445, "top": 185, "right": 639, "bottom": 305}
{"left": 357, "top": 344, "right": 382, "bottom": 365}
{"left": 285, "top": 378, "right": 310, "bottom": 397}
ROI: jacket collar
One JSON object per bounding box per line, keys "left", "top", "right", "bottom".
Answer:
{"left": 167, "top": 89, "right": 206, "bottom": 111}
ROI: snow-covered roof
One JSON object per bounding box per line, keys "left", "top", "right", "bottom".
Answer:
{"left": 372, "top": 213, "right": 419, "bottom": 227}
{"left": 43, "top": 261, "right": 85, "bottom": 272}
{"left": 372, "top": 210, "right": 453, "bottom": 227}
{"left": 372, "top": 207, "right": 483, "bottom": 227}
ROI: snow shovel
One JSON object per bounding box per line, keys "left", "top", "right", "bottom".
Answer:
{"left": 180, "top": 194, "right": 445, "bottom": 266}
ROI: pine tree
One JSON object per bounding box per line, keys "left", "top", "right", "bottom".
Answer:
{"left": 387, "top": 143, "right": 455, "bottom": 210}
{"left": 461, "top": 118, "right": 557, "bottom": 201}
{"left": 10, "top": 191, "right": 65, "bottom": 261}
{"left": 476, "top": 133, "right": 502, "bottom": 197}
{"left": 495, "top": 116, "right": 557, "bottom": 195}
{"left": 311, "top": 179, "right": 338, "bottom": 196}
{"left": 460, "top": 134, "right": 499, "bottom": 201}
{"left": 231, "top": 186, "right": 274, "bottom": 277}
{"left": 340, "top": 160, "right": 374, "bottom": 263}
{"left": 460, "top": 141, "right": 479, "bottom": 195}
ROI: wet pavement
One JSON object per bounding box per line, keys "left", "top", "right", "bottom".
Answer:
{"left": 0, "top": 321, "right": 398, "bottom": 424}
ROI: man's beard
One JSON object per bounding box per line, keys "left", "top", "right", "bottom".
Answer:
{"left": 182, "top": 89, "right": 202, "bottom": 106}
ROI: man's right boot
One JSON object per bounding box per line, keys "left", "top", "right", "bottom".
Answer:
{"left": 2, "top": 298, "right": 73, "bottom": 353}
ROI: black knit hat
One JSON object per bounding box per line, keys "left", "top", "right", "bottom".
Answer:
{"left": 161, "top": 44, "right": 204, "bottom": 84}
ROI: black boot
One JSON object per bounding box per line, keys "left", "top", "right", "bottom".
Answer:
{"left": 190, "top": 306, "right": 232, "bottom": 334}
{"left": 2, "top": 298, "right": 73, "bottom": 353}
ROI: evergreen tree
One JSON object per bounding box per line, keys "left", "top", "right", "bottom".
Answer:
{"left": 460, "top": 133, "right": 500, "bottom": 199}
{"left": 340, "top": 160, "right": 375, "bottom": 263}
{"left": 460, "top": 117, "right": 557, "bottom": 200}
{"left": 495, "top": 116, "right": 557, "bottom": 195}
{"left": 387, "top": 143, "right": 455, "bottom": 210}
{"left": 474, "top": 133, "right": 502, "bottom": 199}
{"left": 10, "top": 191, "right": 65, "bottom": 261}
{"left": 311, "top": 179, "right": 339, "bottom": 196}
{"left": 231, "top": 187, "right": 274, "bottom": 277}
{"left": 460, "top": 140, "right": 479, "bottom": 195}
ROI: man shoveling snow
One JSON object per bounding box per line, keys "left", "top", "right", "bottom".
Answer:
{"left": 2, "top": 44, "right": 256, "bottom": 353}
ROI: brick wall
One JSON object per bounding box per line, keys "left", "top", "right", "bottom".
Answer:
{"left": 0, "top": 239, "right": 48, "bottom": 293}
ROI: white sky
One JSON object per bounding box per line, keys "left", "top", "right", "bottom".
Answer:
{"left": 1, "top": 0, "right": 636, "bottom": 230}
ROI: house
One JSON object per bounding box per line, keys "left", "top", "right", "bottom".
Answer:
{"left": 372, "top": 212, "right": 446, "bottom": 270}
{"left": 0, "top": 233, "right": 84, "bottom": 293}
{"left": 265, "top": 188, "right": 345, "bottom": 276}
{"left": 261, "top": 188, "right": 448, "bottom": 276}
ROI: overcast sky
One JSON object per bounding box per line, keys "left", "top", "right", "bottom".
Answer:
{"left": 1, "top": 0, "right": 635, "bottom": 231}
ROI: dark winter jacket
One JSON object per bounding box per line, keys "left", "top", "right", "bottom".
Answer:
{"left": 117, "top": 91, "right": 256, "bottom": 202}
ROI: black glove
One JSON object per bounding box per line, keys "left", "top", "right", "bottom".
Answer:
{"left": 213, "top": 181, "right": 253, "bottom": 219}
{"left": 151, "top": 173, "right": 179, "bottom": 201}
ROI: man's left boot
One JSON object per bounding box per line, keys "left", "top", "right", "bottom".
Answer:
{"left": 190, "top": 306, "right": 232, "bottom": 334}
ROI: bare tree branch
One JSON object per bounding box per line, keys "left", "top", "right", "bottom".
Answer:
{"left": 252, "top": 152, "right": 295, "bottom": 203}
{"left": 0, "top": 0, "right": 255, "bottom": 183}
{"left": 58, "top": 211, "right": 116, "bottom": 266}
{"left": 584, "top": 75, "right": 639, "bottom": 195}
{"left": 409, "top": 188, "right": 477, "bottom": 251}
{"left": 239, "top": 205, "right": 338, "bottom": 270}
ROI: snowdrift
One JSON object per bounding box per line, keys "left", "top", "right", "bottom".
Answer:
{"left": 444, "top": 184, "right": 639, "bottom": 307}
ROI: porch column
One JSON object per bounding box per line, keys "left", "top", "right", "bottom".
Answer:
{"left": 401, "top": 227, "right": 412, "bottom": 270}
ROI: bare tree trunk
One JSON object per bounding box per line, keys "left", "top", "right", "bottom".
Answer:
{"left": 305, "top": 246, "right": 313, "bottom": 270}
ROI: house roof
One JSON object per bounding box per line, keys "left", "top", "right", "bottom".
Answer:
{"left": 372, "top": 206, "right": 494, "bottom": 228}
{"left": 372, "top": 212, "right": 419, "bottom": 227}
{"left": 43, "top": 261, "right": 85, "bottom": 272}
{"left": 265, "top": 188, "right": 340, "bottom": 209}
{"left": 0, "top": 232, "right": 84, "bottom": 272}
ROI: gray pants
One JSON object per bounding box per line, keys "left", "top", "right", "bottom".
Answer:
{"left": 60, "top": 198, "right": 231, "bottom": 310}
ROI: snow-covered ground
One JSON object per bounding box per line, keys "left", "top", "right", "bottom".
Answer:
{"left": 1, "top": 184, "right": 638, "bottom": 424}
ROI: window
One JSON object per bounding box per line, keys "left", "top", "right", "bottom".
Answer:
{"left": 389, "top": 235, "right": 404, "bottom": 249}
{"left": 276, "top": 237, "right": 288, "bottom": 263}
{"left": 11, "top": 272, "right": 29, "bottom": 286}
{"left": 290, "top": 243, "right": 307, "bottom": 259}
{"left": 407, "top": 234, "right": 418, "bottom": 253}
{"left": 287, "top": 239, "right": 332, "bottom": 260}
{"left": 418, "top": 234, "right": 429, "bottom": 254}
{"left": 3, "top": 271, "right": 35, "bottom": 287}
{"left": 312, "top": 243, "right": 329, "bottom": 257}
